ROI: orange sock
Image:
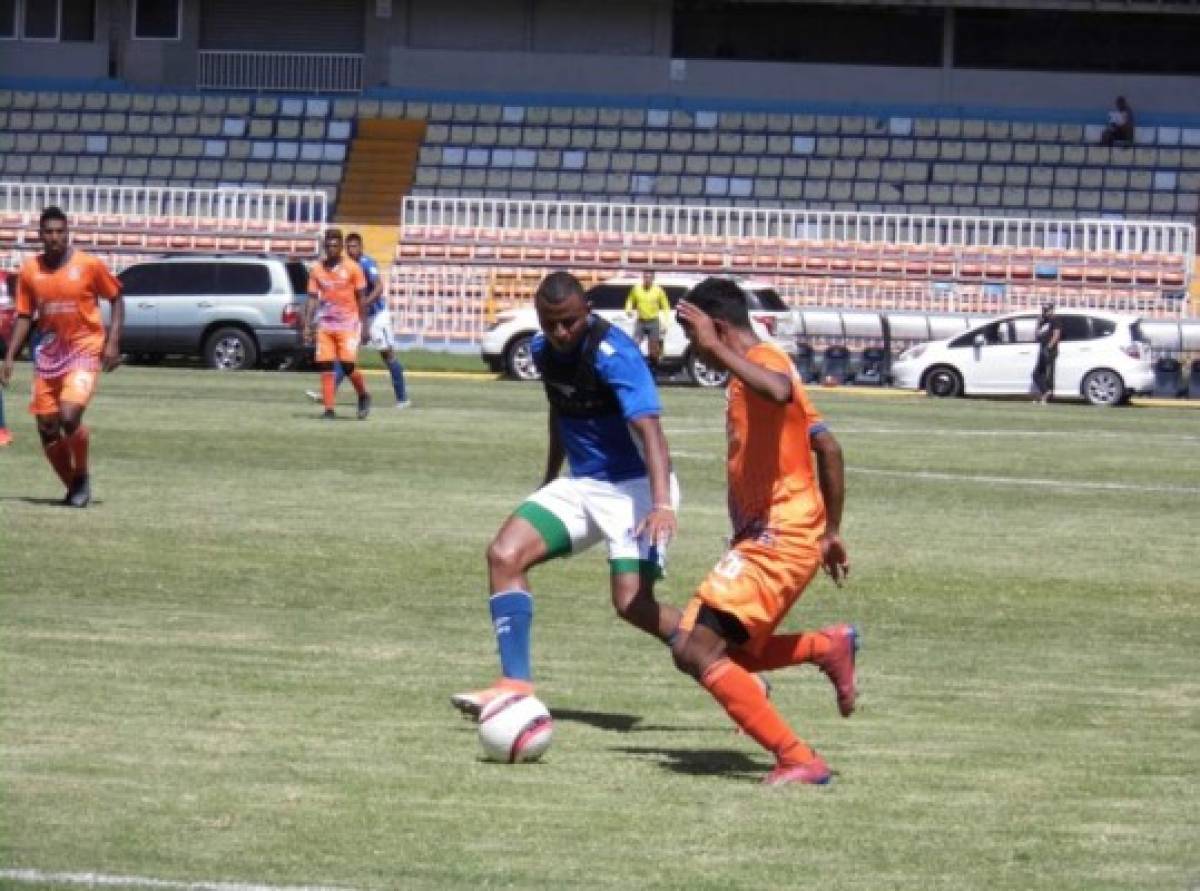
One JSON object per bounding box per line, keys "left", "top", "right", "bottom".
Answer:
{"left": 730, "top": 631, "right": 831, "bottom": 673}
{"left": 321, "top": 372, "right": 336, "bottom": 409}
{"left": 348, "top": 370, "right": 367, "bottom": 396}
{"left": 43, "top": 437, "right": 75, "bottom": 487}
{"left": 701, "top": 658, "right": 814, "bottom": 766}
{"left": 67, "top": 425, "right": 90, "bottom": 480}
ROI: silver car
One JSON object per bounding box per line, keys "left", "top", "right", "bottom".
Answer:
{"left": 118, "top": 255, "right": 310, "bottom": 370}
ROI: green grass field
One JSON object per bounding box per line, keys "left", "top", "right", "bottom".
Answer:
{"left": 1, "top": 366, "right": 1197, "bottom": 891}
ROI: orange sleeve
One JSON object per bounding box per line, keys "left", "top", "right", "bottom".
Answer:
{"left": 93, "top": 258, "right": 122, "bottom": 301}
{"left": 14, "top": 266, "right": 34, "bottom": 316}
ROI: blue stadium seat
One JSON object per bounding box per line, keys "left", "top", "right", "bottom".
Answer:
{"left": 1153, "top": 356, "right": 1183, "bottom": 398}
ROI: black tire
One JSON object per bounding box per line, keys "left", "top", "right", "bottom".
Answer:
{"left": 1082, "top": 368, "right": 1126, "bottom": 407}
{"left": 686, "top": 349, "right": 730, "bottom": 389}
{"left": 504, "top": 334, "right": 541, "bottom": 381}
{"left": 924, "top": 365, "right": 963, "bottom": 398}
{"left": 204, "top": 327, "right": 258, "bottom": 371}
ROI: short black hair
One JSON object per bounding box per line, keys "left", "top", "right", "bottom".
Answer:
{"left": 324, "top": 227, "right": 343, "bottom": 241}
{"left": 39, "top": 206, "right": 68, "bottom": 229}
{"left": 685, "top": 277, "right": 751, "bottom": 329}
{"left": 345, "top": 232, "right": 362, "bottom": 243}
{"left": 535, "top": 270, "right": 585, "bottom": 305}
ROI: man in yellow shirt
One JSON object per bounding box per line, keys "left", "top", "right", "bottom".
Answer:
{"left": 624, "top": 270, "right": 670, "bottom": 368}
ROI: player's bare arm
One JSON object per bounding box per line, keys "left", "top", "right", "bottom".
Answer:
{"left": 812, "top": 429, "right": 850, "bottom": 585}
{"left": 676, "top": 300, "right": 791, "bottom": 403}
{"left": 0, "top": 314, "right": 33, "bottom": 387}
{"left": 302, "top": 294, "right": 319, "bottom": 344}
{"left": 102, "top": 295, "right": 124, "bottom": 372}
{"left": 628, "top": 414, "right": 677, "bottom": 545}
{"left": 541, "top": 407, "right": 566, "bottom": 486}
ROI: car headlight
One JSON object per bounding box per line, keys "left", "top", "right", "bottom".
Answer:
{"left": 898, "top": 344, "right": 927, "bottom": 362}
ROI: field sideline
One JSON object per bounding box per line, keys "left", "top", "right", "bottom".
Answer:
{"left": 1, "top": 366, "right": 1197, "bottom": 891}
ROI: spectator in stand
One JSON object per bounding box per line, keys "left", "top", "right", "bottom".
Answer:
{"left": 1101, "top": 96, "right": 1134, "bottom": 146}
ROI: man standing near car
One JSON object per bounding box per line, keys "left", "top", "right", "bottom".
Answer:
{"left": 306, "top": 233, "right": 409, "bottom": 409}
{"left": 1032, "top": 302, "right": 1062, "bottom": 404}
{"left": 624, "top": 269, "right": 670, "bottom": 370}
{"left": 304, "top": 228, "right": 373, "bottom": 420}
{"left": 0, "top": 206, "right": 124, "bottom": 506}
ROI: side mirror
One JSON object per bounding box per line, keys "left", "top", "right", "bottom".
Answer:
{"left": 974, "top": 334, "right": 986, "bottom": 348}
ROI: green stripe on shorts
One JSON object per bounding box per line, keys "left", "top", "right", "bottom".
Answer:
{"left": 609, "top": 558, "right": 663, "bottom": 580}
{"left": 514, "top": 501, "right": 572, "bottom": 560}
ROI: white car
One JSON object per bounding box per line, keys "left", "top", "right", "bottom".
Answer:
{"left": 891, "top": 309, "right": 1155, "bottom": 406}
{"left": 481, "top": 274, "right": 795, "bottom": 387}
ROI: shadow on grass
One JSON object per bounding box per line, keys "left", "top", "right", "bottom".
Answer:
{"left": 612, "top": 745, "right": 767, "bottom": 778}
{"left": 0, "top": 496, "right": 93, "bottom": 507}
{"left": 551, "top": 708, "right": 644, "bottom": 733}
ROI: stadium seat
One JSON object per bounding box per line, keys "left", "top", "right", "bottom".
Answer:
{"left": 818, "top": 345, "right": 851, "bottom": 385}
{"left": 1153, "top": 357, "right": 1183, "bottom": 398}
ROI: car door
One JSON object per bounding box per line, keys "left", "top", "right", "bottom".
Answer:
{"left": 946, "top": 321, "right": 1020, "bottom": 393}
{"left": 1048, "top": 314, "right": 1095, "bottom": 394}
{"left": 116, "top": 262, "right": 168, "bottom": 354}
{"left": 155, "top": 263, "right": 220, "bottom": 353}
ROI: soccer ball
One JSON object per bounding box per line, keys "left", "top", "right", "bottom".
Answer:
{"left": 478, "top": 693, "right": 554, "bottom": 763}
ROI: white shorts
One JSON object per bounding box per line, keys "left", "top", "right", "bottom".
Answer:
{"left": 517, "top": 473, "right": 680, "bottom": 573}
{"left": 367, "top": 310, "right": 395, "bottom": 351}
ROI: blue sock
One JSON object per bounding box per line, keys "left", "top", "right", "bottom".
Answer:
{"left": 387, "top": 358, "right": 407, "bottom": 402}
{"left": 333, "top": 361, "right": 346, "bottom": 389}
{"left": 0, "top": 389, "right": 6, "bottom": 429}
{"left": 489, "top": 590, "right": 533, "bottom": 681}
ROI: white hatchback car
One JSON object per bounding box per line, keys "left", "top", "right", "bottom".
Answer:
{"left": 480, "top": 274, "right": 795, "bottom": 387}
{"left": 891, "top": 310, "right": 1155, "bottom": 406}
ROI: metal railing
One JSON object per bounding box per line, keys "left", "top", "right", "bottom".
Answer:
{"left": 198, "top": 50, "right": 364, "bottom": 94}
{"left": 402, "top": 196, "right": 1195, "bottom": 258}
{"left": 0, "top": 181, "right": 328, "bottom": 230}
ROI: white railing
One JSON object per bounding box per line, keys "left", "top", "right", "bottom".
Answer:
{"left": 198, "top": 50, "right": 363, "bottom": 94}
{"left": 402, "top": 196, "right": 1195, "bottom": 258}
{"left": 0, "top": 181, "right": 327, "bottom": 230}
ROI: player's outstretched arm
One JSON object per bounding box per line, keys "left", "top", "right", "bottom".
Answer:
{"left": 103, "top": 295, "right": 124, "bottom": 372}
{"left": 541, "top": 408, "right": 566, "bottom": 487}
{"left": 0, "top": 315, "right": 32, "bottom": 386}
{"left": 629, "top": 414, "right": 677, "bottom": 546}
{"left": 812, "top": 429, "right": 849, "bottom": 585}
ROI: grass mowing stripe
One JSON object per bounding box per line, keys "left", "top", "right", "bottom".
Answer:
{"left": 0, "top": 869, "right": 355, "bottom": 891}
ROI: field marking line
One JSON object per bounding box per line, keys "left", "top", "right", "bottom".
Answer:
{"left": 0, "top": 869, "right": 356, "bottom": 891}
{"left": 667, "top": 425, "right": 1200, "bottom": 443}
{"left": 850, "top": 467, "right": 1200, "bottom": 495}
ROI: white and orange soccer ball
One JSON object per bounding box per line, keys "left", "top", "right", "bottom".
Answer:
{"left": 478, "top": 693, "right": 554, "bottom": 763}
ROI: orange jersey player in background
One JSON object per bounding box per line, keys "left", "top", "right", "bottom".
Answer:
{"left": 303, "top": 228, "right": 372, "bottom": 420}
{"left": 0, "top": 206, "right": 124, "bottom": 507}
{"left": 672, "top": 276, "right": 858, "bottom": 787}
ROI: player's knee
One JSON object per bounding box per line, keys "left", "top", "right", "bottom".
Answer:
{"left": 486, "top": 536, "right": 525, "bottom": 575}
{"left": 670, "top": 637, "right": 702, "bottom": 679}
{"left": 341, "top": 362, "right": 355, "bottom": 376}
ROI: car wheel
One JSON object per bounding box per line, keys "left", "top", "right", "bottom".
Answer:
{"left": 1082, "top": 368, "right": 1126, "bottom": 406}
{"left": 686, "top": 349, "right": 730, "bottom": 388}
{"left": 504, "top": 334, "right": 541, "bottom": 381}
{"left": 924, "top": 366, "right": 963, "bottom": 398}
{"left": 204, "top": 327, "right": 258, "bottom": 371}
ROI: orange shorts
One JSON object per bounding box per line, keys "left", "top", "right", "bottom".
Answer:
{"left": 316, "top": 329, "right": 360, "bottom": 364}
{"left": 680, "top": 537, "right": 821, "bottom": 657}
{"left": 30, "top": 370, "right": 99, "bottom": 415}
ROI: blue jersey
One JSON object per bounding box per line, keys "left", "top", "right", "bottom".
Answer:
{"left": 357, "top": 254, "right": 384, "bottom": 316}
{"left": 533, "top": 319, "right": 661, "bottom": 483}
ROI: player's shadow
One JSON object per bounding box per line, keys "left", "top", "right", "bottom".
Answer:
{"left": 612, "top": 745, "right": 767, "bottom": 779}
{"left": 0, "top": 496, "right": 99, "bottom": 507}
{"left": 552, "top": 708, "right": 718, "bottom": 735}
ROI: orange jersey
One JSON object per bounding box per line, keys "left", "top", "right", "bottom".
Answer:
{"left": 16, "top": 249, "right": 121, "bottom": 377}
{"left": 725, "top": 341, "right": 826, "bottom": 547}
{"left": 308, "top": 257, "right": 366, "bottom": 333}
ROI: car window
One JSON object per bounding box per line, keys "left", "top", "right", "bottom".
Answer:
{"left": 1011, "top": 317, "right": 1039, "bottom": 343}
{"left": 161, "top": 263, "right": 219, "bottom": 297}
{"left": 1129, "top": 321, "right": 1147, "bottom": 343}
{"left": 1058, "top": 315, "right": 1092, "bottom": 342}
{"left": 586, "top": 285, "right": 629, "bottom": 311}
{"left": 286, "top": 262, "right": 309, "bottom": 296}
{"left": 746, "top": 288, "right": 788, "bottom": 311}
{"left": 217, "top": 264, "right": 271, "bottom": 295}
{"left": 119, "top": 263, "right": 170, "bottom": 296}
{"left": 1092, "top": 318, "right": 1117, "bottom": 338}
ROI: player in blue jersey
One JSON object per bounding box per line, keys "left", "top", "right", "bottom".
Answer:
{"left": 452, "top": 271, "right": 682, "bottom": 717}
{"left": 305, "top": 233, "right": 410, "bottom": 408}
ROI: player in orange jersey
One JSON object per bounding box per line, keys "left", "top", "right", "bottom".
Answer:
{"left": 303, "top": 228, "right": 372, "bottom": 420}
{"left": 672, "top": 277, "right": 858, "bottom": 787}
{"left": 0, "top": 206, "right": 124, "bottom": 507}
